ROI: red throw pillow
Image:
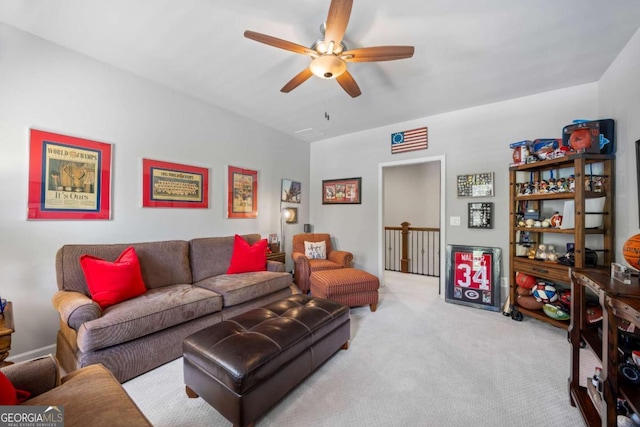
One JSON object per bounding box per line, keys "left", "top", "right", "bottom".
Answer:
{"left": 0, "top": 372, "right": 30, "bottom": 405}
{"left": 80, "top": 246, "right": 147, "bottom": 309}
{"left": 227, "top": 235, "right": 268, "bottom": 274}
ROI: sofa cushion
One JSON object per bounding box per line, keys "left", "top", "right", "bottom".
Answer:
{"left": 80, "top": 246, "right": 147, "bottom": 309}
{"left": 77, "top": 284, "right": 222, "bottom": 353}
{"left": 56, "top": 240, "right": 192, "bottom": 295}
{"left": 190, "top": 234, "right": 262, "bottom": 282}
{"left": 227, "top": 235, "right": 267, "bottom": 274}
{"left": 193, "top": 271, "right": 292, "bottom": 307}
{"left": 0, "top": 372, "right": 30, "bottom": 404}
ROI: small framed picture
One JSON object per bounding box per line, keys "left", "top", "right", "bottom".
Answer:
{"left": 281, "top": 179, "right": 301, "bottom": 203}
{"left": 468, "top": 202, "right": 493, "bottom": 229}
{"left": 322, "top": 177, "right": 361, "bottom": 204}
{"left": 227, "top": 165, "right": 258, "bottom": 218}
{"left": 457, "top": 172, "right": 494, "bottom": 197}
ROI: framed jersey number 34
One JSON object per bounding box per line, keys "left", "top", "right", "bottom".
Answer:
{"left": 445, "top": 245, "right": 502, "bottom": 312}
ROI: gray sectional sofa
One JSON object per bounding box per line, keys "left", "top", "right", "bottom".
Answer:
{"left": 52, "top": 234, "right": 294, "bottom": 383}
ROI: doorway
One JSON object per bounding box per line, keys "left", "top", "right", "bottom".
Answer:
{"left": 378, "top": 155, "right": 446, "bottom": 295}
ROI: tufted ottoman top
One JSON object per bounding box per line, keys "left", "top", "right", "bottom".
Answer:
{"left": 183, "top": 294, "right": 349, "bottom": 394}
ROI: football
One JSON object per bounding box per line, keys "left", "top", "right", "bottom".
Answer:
{"left": 516, "top": 272, "right": 537, "bottom": 289}
{"left": 516, "top": 286, "right": 532, "bottom": 296}
{"left": 543, "top": 303, "right": 570, "bottom": 320}
{"left": 516, "top": 295, "right": 544, "bottom": 310}
{"left": 532, "top": 282, "right": 558, "bottom": 303}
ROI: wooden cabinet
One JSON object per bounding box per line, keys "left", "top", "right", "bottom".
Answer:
{"left": 508, "top": 153, "right": 615, "bottom": 328}
{"left": 266, "top": 252, "right": 286, "bottom": 264}
{"left": 569, "top": 269, "right": 640, "bottom": 426}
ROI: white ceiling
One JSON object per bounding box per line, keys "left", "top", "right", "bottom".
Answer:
{"left": 2, "top": 0, "right": 640, "bottom": 142}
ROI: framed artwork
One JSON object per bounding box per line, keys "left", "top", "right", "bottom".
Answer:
{"left": 142, "top": 159, "right": 208, "bottom": 208}
{"left": 227, "top": 165, "right": 258, "bottom": 218}
{"left": 322, "top": 177, "right": 361, "bottom": 204}
{"left": 457, "top": 172, "right": 494, "bottom": 197}
{"left": 27, "top": 129, "right": 112, "bottom": 220}
{"left": 281, "top": 179, "right": 301, "bottom": 203}
{"left": 445, "top": 245, "right": 502, "bottom": 312}
{"left": 468, "top": 202, "right": 493, "bottom": 229}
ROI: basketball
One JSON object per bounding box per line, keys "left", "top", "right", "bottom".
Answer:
{"left": 623, "top": 234, "right": 640, "bottom": 270}
{"left": 516, "top": 272, "right": 537, "bottom": 289}
{"left": 532, "top": 282, "right": 558, "bottom": 303}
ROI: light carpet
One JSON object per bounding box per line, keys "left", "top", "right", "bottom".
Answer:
{"left": 123, "top": 272, "right": 597, "bottom": 426}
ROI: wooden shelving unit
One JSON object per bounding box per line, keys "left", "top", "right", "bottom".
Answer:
{"left": 570, "top": 269, "right": 640, "bottom": 426}
{"left": 508, "top": 152, "right": 615, "bottom": 328}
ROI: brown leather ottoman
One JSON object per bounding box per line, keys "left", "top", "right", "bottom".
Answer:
{"left": 182, "top": 294, "right": 350, "bottom": 427}
{"left": 310, "top": 268, "right": 380, "bottom": 312}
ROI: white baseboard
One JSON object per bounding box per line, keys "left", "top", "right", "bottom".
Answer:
{"left": 7, "top": 344, "right": 56, "bottom": 364}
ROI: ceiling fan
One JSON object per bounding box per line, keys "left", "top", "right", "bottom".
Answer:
{"left": 244, "top": 0, "right": 414, "bottom": 98}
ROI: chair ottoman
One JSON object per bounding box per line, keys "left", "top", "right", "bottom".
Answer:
{"left": 310, "top": 268, "right": 379, "bottom": 312}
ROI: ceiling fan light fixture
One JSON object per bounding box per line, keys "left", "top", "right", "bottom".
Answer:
{"left": 310, "top": 55, "right": 347, "bottom": 79}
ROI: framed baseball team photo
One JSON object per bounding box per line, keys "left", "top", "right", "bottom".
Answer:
{"left": 142, "top": 158, "right": 208, "bottom": 208}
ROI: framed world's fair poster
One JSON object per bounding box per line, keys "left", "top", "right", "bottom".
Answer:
{"left": 27, "top": 129, "right": 112, "bottom": 220}
{"left": 445, "top": 245, "right": 502, "bottom": 311}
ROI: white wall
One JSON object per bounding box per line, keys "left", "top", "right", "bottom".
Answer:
{"left": 310, "top": 84, "right": 599, "bottom": 280}
{"left": 0, "top": 23, "right": 309, "bottom": 357}
{"left": 598, "top": 27, "right": 640, "bottom": 251}
{"left": 384, "top": 162, "right": 440, "bottom": 228}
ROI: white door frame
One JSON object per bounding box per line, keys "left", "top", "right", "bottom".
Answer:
{"left": 378, "top": 155, "right": 446, "bottom": 295}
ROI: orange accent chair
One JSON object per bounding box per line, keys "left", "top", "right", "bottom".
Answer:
{"left": 291, "top": 233, "right": 353, "bottom": 293}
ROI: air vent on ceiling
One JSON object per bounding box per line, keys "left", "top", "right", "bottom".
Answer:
{"left": 293, "top": 128, "right": 325, "bottom": 141}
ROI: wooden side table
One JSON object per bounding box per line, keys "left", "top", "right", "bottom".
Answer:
{"left": 267, "top": 252, "right": 286, "bottom": 264}
{"left": 0, "top": 301, "right": 15, "bottom": 366}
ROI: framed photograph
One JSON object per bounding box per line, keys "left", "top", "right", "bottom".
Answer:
{"left": 281, "top": 179, "right": 301, "bottom": 203}
{"left": 322, "top": 177, "right": 361, "bottom": 204}
{"left": 27, "top": 129, "right": 112, "bottom": 220}
{"left": 142, "top": 159, "right": 208, "bottom": 208}
{"left": 445, "top": 245, "right": 502, "bottom": 312}
{"left": 227, "top": 165, "right": 258, "bottom": 218}
{"left": 468, "top": 202, "right": 493, "bottom": 229}
{"left": 457, "top": 172, "right": 494, "bottom": 197}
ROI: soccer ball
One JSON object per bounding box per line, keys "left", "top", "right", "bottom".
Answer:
{"left": 532, "top": 282, "right": 558, "bottom": 303}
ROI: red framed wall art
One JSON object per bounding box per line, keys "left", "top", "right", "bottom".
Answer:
{"left": 227, "top": 165, "right": 258, "bottom": 218}
{"left": 27, "top": 129, "right": 112, "bottom": 220}
{"left": 142, "top": 159, "right": 209, "bottom": 208}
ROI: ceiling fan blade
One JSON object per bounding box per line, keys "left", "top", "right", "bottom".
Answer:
{"left": 281, "top": 68, "right": 314, "bottom": 93}
{"left": 244, "top": 30, "right": 317, "bottom": 56}
{"left": 324, "top": 0, "right": 353, "bottom": 50}
{"left": 342, "top": 46, "right": 415, "bottom": 62}
{"left": 336, "top": 71, "right": 361, "bottom": 98}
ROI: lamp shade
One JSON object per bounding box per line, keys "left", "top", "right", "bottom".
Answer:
{"left": 309, "top": 55, "right": 347, "bottom": 79}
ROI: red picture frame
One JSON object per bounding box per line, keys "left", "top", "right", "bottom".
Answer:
{"left": 227, "top": 165, "right": 258, "bottom": 218}
{"left": 142, "top": 159, "right": 209, "bottom": 208}
{"left": 27, "top": 129, "right": 112, "bottom": 220}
